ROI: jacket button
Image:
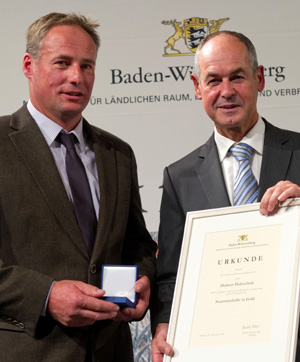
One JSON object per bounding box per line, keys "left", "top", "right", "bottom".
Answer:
{"left": 90, "top": 264, "right": 97, "bottom": 274}
{"left": 12, "top": 320, "right": 25, "bottom": 329}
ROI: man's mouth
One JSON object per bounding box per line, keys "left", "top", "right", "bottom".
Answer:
{"left": 64, "top": 92, "right": 82, "bottom": 97}
{"left": 219, "top": 103, "right": 239, "bottom": 109}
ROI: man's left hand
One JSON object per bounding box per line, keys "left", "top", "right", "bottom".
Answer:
{"left": 260, "top": 181, "right": 300, "bottom": 215}
{"left": 114, "top": 275, "right": 150, "bottom": 322}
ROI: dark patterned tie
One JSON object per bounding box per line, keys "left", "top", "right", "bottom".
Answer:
{"left": 57, "top": 133, "right": 97, "bottom": 257}
{"left": 230, "top": 143, "right": 259, "bottom": 205}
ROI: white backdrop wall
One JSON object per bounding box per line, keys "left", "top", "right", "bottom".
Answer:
{"left": 1, "top": 0, "right": 300, "bottom": 234}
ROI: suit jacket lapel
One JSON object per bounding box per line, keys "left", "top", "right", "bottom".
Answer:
{"left": 258, "top": 119, "right": 292, "bottom": 200}
{"left": 84, "top": 122, "right": 118, "bottom": 259}
{"left": 195, "top": 136, "right": 231, "bottom": 209}
{"left": 9, "top": 106, "right": 89, "bottom": 258}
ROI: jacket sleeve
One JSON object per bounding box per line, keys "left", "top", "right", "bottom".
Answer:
{"left": 0, "top": 259, "right": 54, "bottom": 337}
{"left": 151, "top": 166, "right": 186, "bottom": 333}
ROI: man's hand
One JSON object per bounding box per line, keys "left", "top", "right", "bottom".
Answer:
{"left": 151, "top": 323, "right": 174, "bottom": 362}
{"left": 260, "top": 181, "right": 300, "bottom": 215}
{"left": 115, "top": 275, "right": 151, "bottom": 322}
{"left": 47, "top": 280, "right": 119, "bottom": 327}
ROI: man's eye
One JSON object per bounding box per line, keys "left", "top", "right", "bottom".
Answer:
{"left": 82, "top": 64, "right": 94, "bottom": 71}
{"left": 232, "top": 75, "right": 244, "bottom": 81}
{"left": 56, "top": 61, "right": 67, "bottom": 66}
{"left": 208, "top": 79, "right": 219, "bottom": 85}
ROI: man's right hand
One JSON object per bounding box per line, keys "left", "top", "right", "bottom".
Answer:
{"left": 47, "top": 280, "right": 119, "bottom": 327}
{"left": 151, "top": 323, "right": 174, "bottom": 362}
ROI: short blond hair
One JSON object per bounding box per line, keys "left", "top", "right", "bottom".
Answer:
{"left": 26, "top": 12, "right": 100, "bottom": 59}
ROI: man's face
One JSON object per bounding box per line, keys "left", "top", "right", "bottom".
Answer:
{"left": 23, "top": 25, "right": 97, "bottom": 130}
{"left": 192, "top": 34, "right": 265, "bottom": 140}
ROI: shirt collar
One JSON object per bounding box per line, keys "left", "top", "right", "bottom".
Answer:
{"left": 27, "top": 99, "right": 85, "bottom": 151}
{"left": 214, "top": 116, "right": 265, "bottom": 163}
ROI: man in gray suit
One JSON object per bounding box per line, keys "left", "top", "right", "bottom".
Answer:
{"left": 0, "top": 12, "right": 156, "bottom": 362}
{"left": 151, "top": 30, "right": 300, "bottom": 362}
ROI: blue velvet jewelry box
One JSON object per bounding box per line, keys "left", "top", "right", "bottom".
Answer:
{"left": 100, "top": 265, "right": 138, "bottom": 308}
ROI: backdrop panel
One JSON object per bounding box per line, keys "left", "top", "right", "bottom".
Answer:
{"left": 1, "top": 0, "right": 299, "bottom": 232}
{"left": 1, "top": 1, "right": 299, "bottom": 360}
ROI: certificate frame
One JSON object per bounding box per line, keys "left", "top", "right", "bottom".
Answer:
{"left": 165, "top": 199, "right": 300, "bottom": 362}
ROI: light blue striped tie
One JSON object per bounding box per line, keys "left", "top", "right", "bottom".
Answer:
{"left": 230, "top": 143, "right": 259, "bottom": 205}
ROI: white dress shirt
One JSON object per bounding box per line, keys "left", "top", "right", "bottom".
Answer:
{"left": 214, "top": 116, "right": 265, "bottom": 205}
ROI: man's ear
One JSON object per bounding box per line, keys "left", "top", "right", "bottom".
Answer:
{"left": 256, "top": 65, "right": 265, "bottom": 92}
{"left": 191, "top": 74, "right": 202, "bottom": 100}
{"left": 22, "top": 53, "right": 34, "bottom": 79}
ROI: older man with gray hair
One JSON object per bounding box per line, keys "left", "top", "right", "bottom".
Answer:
{"left": 151, "top": 30, "right": 300, "bottom": 362}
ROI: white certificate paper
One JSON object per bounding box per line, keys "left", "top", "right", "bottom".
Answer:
{"left": 165, "top": 200, "right": 300, "bottom": 362}
{"left": 190, "top": 225, "right": 281, "bottom": 347}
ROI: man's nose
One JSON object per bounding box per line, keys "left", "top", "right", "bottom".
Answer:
{"left": 220, "top": 80, "right": 235, "bottom": 98}
{"left": 69, "top": 64, "right": 83, "bottom": 84}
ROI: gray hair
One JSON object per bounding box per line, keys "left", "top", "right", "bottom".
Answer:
{"left": 26, "top": 12, "right": 100, "bottom": 59}
{"left": 194, "top": 31, "right": 259, "bottom": 81}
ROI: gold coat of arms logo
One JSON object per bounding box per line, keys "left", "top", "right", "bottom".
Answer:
{"left": 162, "top": 17, "right": 229, "bottom": 56}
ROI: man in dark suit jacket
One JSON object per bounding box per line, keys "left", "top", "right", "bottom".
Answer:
{"left": 0, "top": 12, "right": 156, "bottom": 362}
{"left": 151, "top": 30, "right": 300, "bottom": 362}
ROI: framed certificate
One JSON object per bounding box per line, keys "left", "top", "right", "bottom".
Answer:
{"left": 165, "top": 199, "right": 300, "bottom": 362}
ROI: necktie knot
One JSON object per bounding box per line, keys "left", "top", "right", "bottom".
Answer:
{"left": 57, "top": 133, "right": 77, "bottom": 150}
{"left": 229, "top": 142, "right": 258, "bottom": 206}
{"left": 230, "top": 142, "right": 254, "bottom": 162}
